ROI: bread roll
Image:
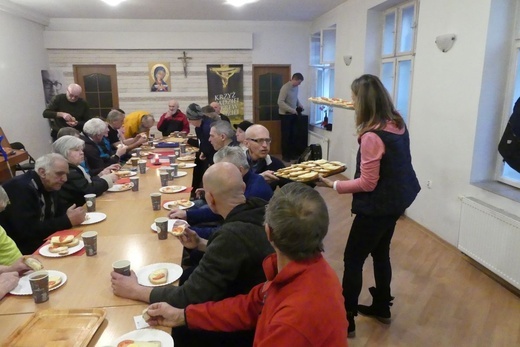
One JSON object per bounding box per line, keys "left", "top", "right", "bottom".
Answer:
{"left": 23, "top": 257, "right": 43, "bottom": 271}
{"left": 148, "top": 268, "right": 168, "bottom": 285}
{"left": 48, "top": 275, "right": 62, "bottom": 289}
{"left": 50, "top": 235, "right": 74, "bottom": 246}
{"left": 142, "top": 307, "right": 151, "bottom": 321}
{"left": 48, "top": 245, "right": 69, "bottom": 254}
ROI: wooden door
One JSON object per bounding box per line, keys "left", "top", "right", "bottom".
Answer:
{"left": 73, "top": 65, "right": 119, "bottom": 119}
{"left": 253, "top": 65, "right": 291, "bottom": 155}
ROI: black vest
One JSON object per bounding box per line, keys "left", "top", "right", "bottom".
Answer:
{"left": 352, "top": 127, "right": 421, "bottom": 216}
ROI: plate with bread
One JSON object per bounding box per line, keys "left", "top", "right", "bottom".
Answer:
{"left": 39, "top": 235, "right": 84, "bottom": 257}
{"left": 159, "top": 185, "right": 186, "bottom": 194}
{"left": 177, "top": 162, "right": 196, "bottom": 169}
{"left": 163, "top": 199, "right": 194, "bottom": 210}
{"left": 151, "top": 219, "right": 189, "bottom": 234}
{"left": 81, "top": 212, "right": 107, "bottom": 225}
{"left": 176, "top": 155, "right": 196, "bottom": 161}
{"left": 112, "top": 328, "right": 173, "bottom": 347}
{"left": 274, "top": 159, "right": 347, "bottom": 183}
{"left": 10, "top": 269, "right": 67, "bottom": 295}
{"left": 136, "top": 262, "right": 183, "bottom": 287}
{"left": 108, "top": 183, "right": 134, "bottom": 192}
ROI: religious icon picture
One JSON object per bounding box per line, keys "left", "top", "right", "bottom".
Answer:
{"left": 41, "top": 69, "right": 64, "bottom": 105}
{"left": 149, "top": 62, "right": 171, "bottom": 92}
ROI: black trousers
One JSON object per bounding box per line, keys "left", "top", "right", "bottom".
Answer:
{"left": 280, "top": 114, "right": 298, "bottom": 159}
{"left": 342, "top": 213, "right": 400, "bottom": 313}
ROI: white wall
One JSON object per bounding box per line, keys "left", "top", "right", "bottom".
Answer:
{"left": 311, "top": 0, "right": 520, "bottom": 246}
{"left": 0, "top": 11, "right": 51, "bottom": 157}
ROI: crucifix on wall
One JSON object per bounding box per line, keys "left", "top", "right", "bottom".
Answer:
{"left": 178, "top": 51, "right": 192, "bottom": 78}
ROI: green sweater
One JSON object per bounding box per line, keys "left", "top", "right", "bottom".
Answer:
{"left": 43, "top": 93, "right": 91, "bottom": 132}
{"left": 0, "top": 226, "right": 22, "bottom": 265}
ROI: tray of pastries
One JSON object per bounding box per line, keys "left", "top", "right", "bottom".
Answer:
{"left": 274, "top": 159, "right": 346, "bottom": 182}
{"left": 308, "top": 97, "right": 354, "bottom": 109}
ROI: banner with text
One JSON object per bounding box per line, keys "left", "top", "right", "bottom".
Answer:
{"left": 207, "top": 64, "right": 244, "bottom": 124}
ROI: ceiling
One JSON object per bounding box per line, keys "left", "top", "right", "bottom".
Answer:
{"left": 8, "top": 0, "right": 346, "bottom": 22}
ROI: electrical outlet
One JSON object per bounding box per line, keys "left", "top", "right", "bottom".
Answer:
{"left": 427, "top": 180, "right": 433, "bottom": 189}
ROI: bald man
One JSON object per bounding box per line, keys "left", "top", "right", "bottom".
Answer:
{"left": 43, "top": 83, "right": 91, "bottom": 141}
{"left": 209, "top": 101, "right": 230, "bottom": 123}
{"left": 111, "top": 162, "right": 274, "bottom": 346}
{"left": 157, "top": 99, "right": 190, "bottom": 136}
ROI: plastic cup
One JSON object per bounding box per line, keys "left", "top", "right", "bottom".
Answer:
{"left": 138, "top": 160, "right": 147, "bottom": 174}
{"left": 150, "top": 193, "right": 161, "bottom": 211}
{"left": 81, "top": 231, "right": 98, "bottom": 256}
{"left": 130, "top": 176, "right": 139, "bottom": 191}
{"left": 155, "top": 217, "right": 168, "bottom": 240}
{"left": 29, "top": 270, "right": 49, "bottom": 303}
{"left": 112, "top": 260, "right": 131, "bottom": 276}
{"left": 84, "top": 194, "right": 96, "bottom": 212}
{"left": 160, "top": 172, "right": 169, "bottom": 187}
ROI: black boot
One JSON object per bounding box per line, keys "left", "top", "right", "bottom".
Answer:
{"left": 347, "top": 311, "right": 356, "bottom": 338}
{"left": 357, "top": 287, "right": 394, "bottom": 324}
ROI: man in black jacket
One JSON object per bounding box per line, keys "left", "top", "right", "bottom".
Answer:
{"left": 0, "top": 153, "right": 85, "bottom": 254}
{"left": 111, "top": 162, "right": 274, "bottom": 346}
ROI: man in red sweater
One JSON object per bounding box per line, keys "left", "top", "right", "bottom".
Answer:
{"left": 157, "top": 99, "right": 190, "bottom": 136}
{"left": 145, "top": 183, "right": 348, "bottom": 347}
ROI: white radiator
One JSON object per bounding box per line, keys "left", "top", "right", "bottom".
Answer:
{"left": 308, "top": 131, "right": 329, "bottom": 160}
{"left": 458, "top": 197, "right": 520, "bottom": 290}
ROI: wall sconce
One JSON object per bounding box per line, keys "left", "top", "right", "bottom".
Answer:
{"left": 435, "top": 34, "right": 456, "bottom": 53}
{"left": 343, "top": 55, "right": 353, "bottom": 66}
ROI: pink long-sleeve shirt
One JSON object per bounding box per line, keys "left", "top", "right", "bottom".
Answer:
{"left": 335, "top": 122, "right": 404, "bottom": 194}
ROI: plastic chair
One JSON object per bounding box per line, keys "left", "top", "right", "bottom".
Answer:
{"left": 10, "top": 142, "right": 36, "bottom": 172}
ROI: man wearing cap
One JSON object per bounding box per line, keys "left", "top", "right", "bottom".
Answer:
{"left": 157, "top": 99, "right": 190, "bottom": 136}
{"left": 234, "top": 120, "right": 253, "bottom": 150}
{"left": 186, "top": 103, "right": 218, "bottom": 193}
{"left": 278, "top": 73, "right": 304, "bottom": 162}
{"left": 43, "top": 83, "right": 91, "bottom": 141}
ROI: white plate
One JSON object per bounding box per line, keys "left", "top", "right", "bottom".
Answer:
{"left": 136, "top": 262, "right": 183, "bottom": 287}
{"left": 10, "top": 270, "right": 68, "bottom": 295}
{"left": 39, "top": 240, "right": 85, "bottom": 258}
{"left": 114, "top": 171, "right": 137, "bottom": 177}
{"left": 108, "top": 183, "right": 134, "bottom": 192}
{"left": 174, "top": 171, "right": 188, "bottom": 178}
{"left": 163, "top": 200, "right": 194, "bottom": 210}
{"left": 112, "top": 329, "right": 173, "bottom": 347}
{"left": 150, "top": 219, "right": 189, "bottom": 233}
{"left": 159, "top": 185, "right": 186, "bottom": 194}
{"left": 177, "top": 163, "right": 196, "bottom": 169}
{"left": 81, "top": 212, "right": 107, "bottom": 225}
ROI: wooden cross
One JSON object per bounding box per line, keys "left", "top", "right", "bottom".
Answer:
{"left": 177, "top": 51, "right": 192, "bottom": 78}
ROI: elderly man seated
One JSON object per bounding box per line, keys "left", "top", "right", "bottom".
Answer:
{"left": 111, "top": 162, "right": 274, "bottom": 347}
{"left": 209, "top": 120, "right": 238, "bottom": 153}
{"left": 143, "top": 183, "right": 348, "bottom": 347}
{"left": 123, "top": 110, "right": 155, "bottom": 139}
{"left": 81, "top": 118, "right": 126, "bottom": 176}
{"left": 245, "top": 124, "right": 285, "bottom": 189}
{"left": 0, "top": 154, "right": 85, "bottom": 254}
{"left": 157, "top": 99, "right": 190, "bottom": 136}
{"left": 53, "top": 135, "right": 117, "bottom": 208}
{"left": 106, "top": 109, "right": 147, "bottom": 153}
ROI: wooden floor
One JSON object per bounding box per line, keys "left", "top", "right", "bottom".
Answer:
{"left": 316, "top": 177, "right": 520, "bottom": 347}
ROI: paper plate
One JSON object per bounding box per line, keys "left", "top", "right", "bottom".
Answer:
{"left": 177, "top": 163, "right": 196, "bottom": 169}
{"left": 113, "top": 171, "right": 137, "bottom": 178}
{"left": 112, "top": 329, "right": 173, "bottom": 347}
{"left": 10, "top": 270, "right": 67, "bottom": 295}
{"left": 81, "top": 212, "right": 107, "bottom": 225}
{"left": 107, "top": 183, "right": 134, "bottom": 192}
{"left": 136, "top": 263, "right": 183, "bottom": 287}
{"left": 150, "top": 219, "right": 189, "bottom": 233}
{"left": 163, "top": 200, "right": 194, "bottom": 210}
{"left": 177, "top": 155, "right": 196, "bottom": 161}
{"left": 159, "top": 185, "right": 186, "bottom": 194}
{"left": 39, "top": 240, "right": 85, "bottom": 258}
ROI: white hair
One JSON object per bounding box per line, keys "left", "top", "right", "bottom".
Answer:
{"left": 213, "top": 146, "right": 250, "bottom": 170}
{"left": 52, "top": 135, "right": 85, "bottom": 159}
{"left": 83, "top": 118, "right": 108, "bottom": 136}
{"left": 34, "top": 153, "right": 67, "bottom": 172}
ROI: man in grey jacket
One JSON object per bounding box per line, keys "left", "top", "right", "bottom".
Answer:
{"left": 111, "top": 162, "right": 274, "bottom": 346}
{"left": 278, "top": 72, "right": 304, "bottom": 162}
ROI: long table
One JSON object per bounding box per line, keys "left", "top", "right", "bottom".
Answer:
{"left": 0, "top": 142, "right": 195, "bottom": 346}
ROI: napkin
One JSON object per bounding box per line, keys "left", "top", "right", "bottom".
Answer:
{"left": 116, "top": 177, "right": 131, "bottom": 184}
{"left": 35, "top": 229, "right": 86, "bottom": 256}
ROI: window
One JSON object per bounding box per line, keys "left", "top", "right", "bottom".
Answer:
{"left": 498, "top": 44, "right": 520, "bottom": 188}
{"left": 310, "top": 25, "right": 336, "bottom": 126}
{"left": 380, "top": 1, "right": 417, "bottom": 124}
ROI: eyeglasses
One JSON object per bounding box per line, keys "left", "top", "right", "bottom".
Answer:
{"left": 43, "top": 80, "right": 62, "bottom": 90}
{"left": 247, "top": 138, "right": 272, "bottom": 145}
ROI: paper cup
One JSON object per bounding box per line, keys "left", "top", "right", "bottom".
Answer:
{"left": 160, "top": 172, "right": 169, "bottom": 187}
{"left": 112, "top": 260, "right": 131, "bottom": 276}
{"left": 29, "top": 270, "right": 49, "bottom": 303}
{"left": 84, "top": 194, "right": 96, "bottom": 212}
{"left": 150, "top": 192, "right": 162, "bottom": 211}
{"left": 168, "top": 154, "right": 177, "bottom": 164}
{"left": 155, "top": 217, "right": 169, "bottom": 240}
{"left": 81, "top": 231, "right": 98, "bottom": 256}
{"left": 138, "top": 160, "right": 147, "bottom": 174}
{"left": 130, "top": 176, "right": 139, "bottom": 191}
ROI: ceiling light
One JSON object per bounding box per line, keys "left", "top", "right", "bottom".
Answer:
{"left": 225, "top": 0, "right": 258, "bottom": 7}
{"left": 101, "top": 0, "right": 127, "bottom": 6}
